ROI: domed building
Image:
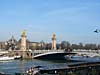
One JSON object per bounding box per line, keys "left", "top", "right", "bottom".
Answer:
{"left": 5, "top": 36, "right": 18, "bottom": 50}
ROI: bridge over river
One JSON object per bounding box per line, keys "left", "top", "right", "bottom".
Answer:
{"left": 0, "top": 49, "right": 76, "bottom": 60}
{"left": 32, "top": 50, "right": 76, "bottom": 60}
{"left": 1, "top": 49, "right": 100, "bottom": 60}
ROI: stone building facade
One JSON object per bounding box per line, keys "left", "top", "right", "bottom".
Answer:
{"left": 0, "top": 42, "right": 5, "bottom": 49}
{"left": 0, "top": 36, "right": 45, "bottom": 50}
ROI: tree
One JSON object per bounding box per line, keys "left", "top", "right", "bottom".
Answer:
{"left": 45, "top": 43, "right": 52, "bottom": 50}
{"left": 40, "top": 40, "right": 45, "bottom": 50}
{"left": 84, "top": 44, "right": 91, "bottom": 50}
{"left": 84, "top": 44, "right": 97, "bottom": 50}
{"left": 78, "top": 43, "right": 83, "bottom": 49}
{"left": 56, "top": 44, "right": 61, "bottom": 49}
{"left": 61, "top": 41, "right": 71, "bottom": 49}
{"left": 98, "top": 44, "right": 100, "bottom": 50}
{"left": 71, "top": 44, "right": 78, "bottom": 49}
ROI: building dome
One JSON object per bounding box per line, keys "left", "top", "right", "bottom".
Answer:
{"left": 8, "top": 35, "right": 17, "bottom": 43}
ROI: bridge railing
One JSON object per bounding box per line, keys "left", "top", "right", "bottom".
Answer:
{"left": 73, "top": 49, "right": 100, "bottom": 53}
{"left": 72, "top": 49, "right": 100, "bottom": 57}
{"left": 32, "top": 50, "right": 64, "bottom": 56}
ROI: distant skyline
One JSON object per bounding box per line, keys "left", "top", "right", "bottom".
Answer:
{"left": 0, "top": 0, "right": 100, "bottom": 44}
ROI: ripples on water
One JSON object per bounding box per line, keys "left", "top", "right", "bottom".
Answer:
{"left": 0, "top": 59, "right": 100, "bottom": 75}
{"left": 0, "top": 59, "right": 70, "bottom": 74}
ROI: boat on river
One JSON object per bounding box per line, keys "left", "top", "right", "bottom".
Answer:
{"left": 0, "top": 56, "right": 14, "bottom": 61}
{"left": 0, "top": 55, "right": 21, "bottom": 61}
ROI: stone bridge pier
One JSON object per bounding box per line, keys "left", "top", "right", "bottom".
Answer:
{"left": 8, "top": 50, "right": 33, "bottom": 59}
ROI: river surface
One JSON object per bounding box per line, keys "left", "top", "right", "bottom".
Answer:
{"left": 0, "top": 59, "right": 73, "bottom": 74}
{"left": 0, "top": 59, "right": 100, "bottom": 75}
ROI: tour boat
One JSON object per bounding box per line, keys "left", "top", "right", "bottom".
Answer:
{"left": 0, "top": 56, "right": 14, "bottom": 61}
{"left": 0, "top": 55, "right": 21, "bottom": 61}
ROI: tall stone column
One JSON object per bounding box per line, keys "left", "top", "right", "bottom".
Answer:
{"left": 21, "top": 30, "right": 27, "bottom": 51}
{"left": 20, "top": 30, "right": 32, "bottom": 59}
{"left": 52, "top": 34, "right": 56, "bottom": 50}
{"left": 20, "top": 30, "right": 27, "bottom": 59}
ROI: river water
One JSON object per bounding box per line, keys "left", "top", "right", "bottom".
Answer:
{"left": 0, "top": 59, "right": 100, "bottom": 75}
{"left": 0, "top": 59, "right": 71, "bottom": 74}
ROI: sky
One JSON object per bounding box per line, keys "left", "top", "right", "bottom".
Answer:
{"left": 0, "top": 0, "right": 100, "bottom": 44}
